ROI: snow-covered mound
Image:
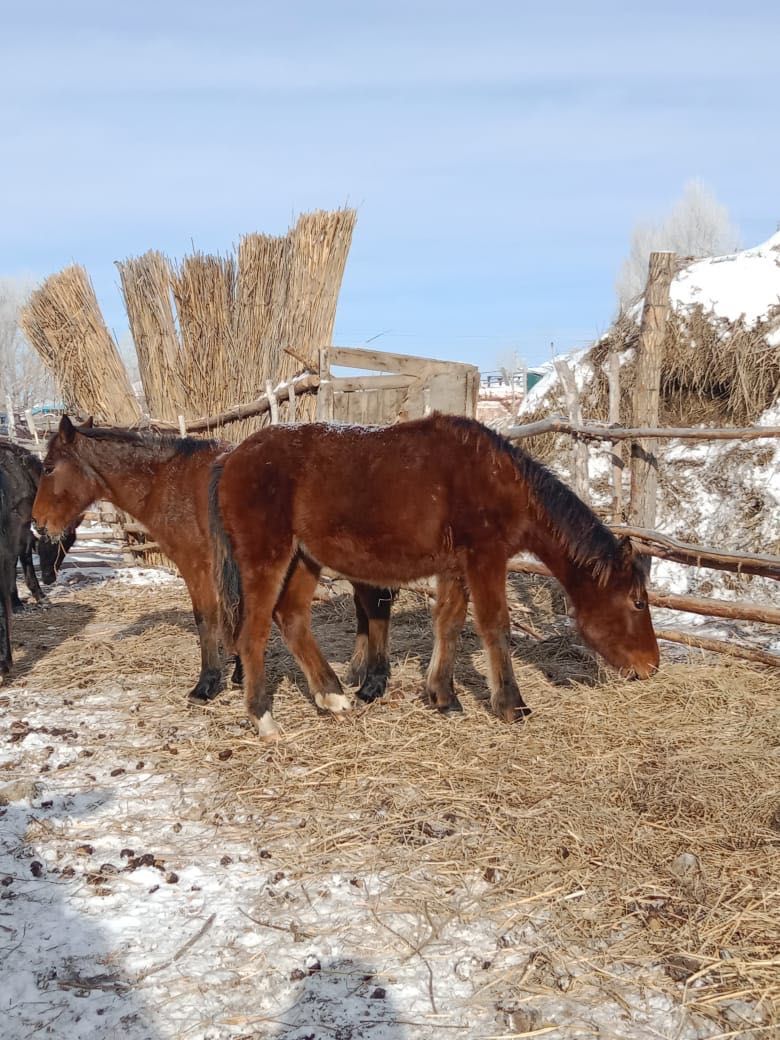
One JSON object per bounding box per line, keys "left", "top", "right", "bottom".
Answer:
{"left": 506, "top": 231, "right": 780, "bottom": 608}
{"left": 670, "top": 230, "right": 780, "bottom": 328}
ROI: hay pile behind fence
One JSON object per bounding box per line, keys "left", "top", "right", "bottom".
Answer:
{"left": 20, "top": 266, "right": 141, "bottom": 424}
{"left": 518, "top": 305, "right": 780, "bottom": 464}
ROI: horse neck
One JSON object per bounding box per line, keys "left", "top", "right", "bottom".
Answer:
{"left": 518, "top": 497, "right": 600, "bottom": 605}
{"left": 83, "top": 439, "right": 182, "bottom": 526}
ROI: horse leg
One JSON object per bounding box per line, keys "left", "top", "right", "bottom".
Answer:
{"left": 237, "top": 553, "right": 298, "bottom": 738}
{"left": 0, "top": 593, "right": 11, "bottom": 677}
{"left": 231, "top": 656, "right": 244, "bottom": 687}
{"left": 11, "top": 571, "right": 24, "bottom": 614}
{"left": 273, "top": 559, "right": 351, "bottom": 715}
{"left": 425, "top": 573, "right": 469, "bottom": 713}
{"left": 354, "top": 585, "right": 393, "bottom": 704}
{"left": 0, "top": 556, "right": 14, "bottom": 677}
{"left": 344, "top": 585, "right": 369, "bottom": 687}
{"left": 466, "top": 556, "right": 531, "bottom": 723}
{"left": 20, "top": 528, "right": 45, "bottom": 604}
{"left": 188, "top": 602, "right": 225, "bottom": 704}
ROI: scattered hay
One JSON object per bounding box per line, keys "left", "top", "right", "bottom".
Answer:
{"left": 19, "top": 266, "right": 141, "bottom": 424}
{"left": 14, "top": 577, "right": 780, "bottom": 1031}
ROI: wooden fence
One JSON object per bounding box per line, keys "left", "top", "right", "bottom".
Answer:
{"left": 504, "top": 251, "right": 780, "bottom": 667}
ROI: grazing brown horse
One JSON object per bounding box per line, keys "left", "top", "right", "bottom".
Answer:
{"left": 210, "top": 413, "right": 660, "bottom": 737}
{"left": 32, "top": 416, "right": 394, "bottom": 707}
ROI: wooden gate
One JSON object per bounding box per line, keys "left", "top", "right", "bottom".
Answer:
{"left": 316, "top": 346, "right": 479, "bottom": 424}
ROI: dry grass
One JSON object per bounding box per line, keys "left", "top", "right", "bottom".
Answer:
{"left": 19, "top": 266, "right": 141, "bottom": 424}
{"left": 14, "top": 576, "right": 780, "bottom": 1033}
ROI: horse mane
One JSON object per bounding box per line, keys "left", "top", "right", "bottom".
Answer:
{"left": 440, "top": 415, "right": 644, "bottom": 591}
{"left": 73, "top": 426, "right": 222, "bottom": 460}
{"left": 0, "top": 438, "right": 43, "bottom": 487}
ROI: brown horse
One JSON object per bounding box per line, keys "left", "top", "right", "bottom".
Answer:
{"left": 32, "top": 416, "right": 394, "bottom": 707}
{"left": 210, "top": 413, "right": 660, "bottom": 737}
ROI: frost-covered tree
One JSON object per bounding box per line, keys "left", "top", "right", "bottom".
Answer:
{"left": 616, "top": 180, "right": 741, "bottom": 308}
{"left": 0, "top": 278, "right": 56, "bottom": 410}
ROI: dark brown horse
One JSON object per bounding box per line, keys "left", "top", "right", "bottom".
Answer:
{"left": 32, "top": 416, "right": 394, "bottom": 707}
{"left": 210, "top": 414, "right": 660, "bottom": 737}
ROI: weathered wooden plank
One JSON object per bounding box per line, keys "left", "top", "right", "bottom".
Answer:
{"left": 630, "top": 250, "right": 676, "bottom": 538}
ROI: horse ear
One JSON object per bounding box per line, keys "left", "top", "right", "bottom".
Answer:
{"left": 617, "top": 535, "right": 634, "bottom": 562}
{"left": 80, "top": 416, "right": 94, "bottom": 429}
{"left": 58, "top": 415, "right": 76, "bottom": 443}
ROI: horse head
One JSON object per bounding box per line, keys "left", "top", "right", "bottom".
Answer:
{"left": 37, "top": 516, "right": 83, "bottom": 585}
{"left": 568, "top": 536, "right": 660, "bottom": 679}
{"left": 33, "top": 416, "right": 97, "bottom": 539}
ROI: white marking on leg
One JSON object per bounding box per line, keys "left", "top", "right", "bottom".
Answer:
{"left": 255, "top": 711, "right": 280, "bottom": 739}
{"left": 315, "top": 691, "right": 352, "bottom": 714}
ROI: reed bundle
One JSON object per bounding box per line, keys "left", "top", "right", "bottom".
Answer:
{"left": 230, "top": 233, "right": 291, "bottom": 440}
{"left": 116, "top": 207, "right": 355, "bottom": 438}
{"left": 116, "top": 251, "right": 185, "bottom": 422}
{"left": 19, "top": 266, "right": 141, "bottom": 424}
{"left": 171, "top": 252, "right": 236, "bottom": 419}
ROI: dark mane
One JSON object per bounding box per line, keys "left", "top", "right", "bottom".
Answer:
{"left": 0, "top": 438, "right": 43, "bottom": 485}
{"left": 442, "top": 415, "right": 644, "bottom": 590}
{"left": 75, "top": 426, "right": 222, "bottom": 460}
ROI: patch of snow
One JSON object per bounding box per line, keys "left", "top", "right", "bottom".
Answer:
{"left": 670, "top": 230, "right": 780, "bottom": 324}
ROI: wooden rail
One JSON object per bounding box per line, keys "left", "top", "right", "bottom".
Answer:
{"left": 610, "top": 526, "right": 780, "bottom": 581}
{"left": 504, "top": 416, "right": 780, "bottom": 443}
{"left": 505, "top": 558, "right": 780, "bottom": 625}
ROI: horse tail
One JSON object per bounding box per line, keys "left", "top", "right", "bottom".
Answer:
{"left": 208, "top": 461, "right": 242, "bottom": 650}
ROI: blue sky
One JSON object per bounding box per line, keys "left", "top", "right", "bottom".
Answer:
{"left": 1, "top": 1, "right": 778, "bottom": 370}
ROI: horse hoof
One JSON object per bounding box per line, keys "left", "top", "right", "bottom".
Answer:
{"left": 187, "top": 682, "right": 221, "bottom": 704}
{"left": 315, "top": 691, "right": 352, "bottom": 714}
{"left": 254, "top": 711, "right": 281, "bottom": 740}
{"left": 356, "top": 673, "right": 388, "bottom": 704}
{"left": 435, "top": 697, "right": 464, "bottom": 715}
{"left": 497, "top": 703, "right": 531, "bottom": 723}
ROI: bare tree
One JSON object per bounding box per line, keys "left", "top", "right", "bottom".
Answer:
{"left": 0, "top": 278, "right": 57, "bottom": 412}
{"left": 616, "top": 180, "right": 741, "bottom": 308}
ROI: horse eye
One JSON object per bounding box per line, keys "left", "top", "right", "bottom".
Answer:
{"left": 634, "top": 599, "right": 647, "bottom": 611}
{"left": 42, "top": 465, "right": 55, "bottom": 476}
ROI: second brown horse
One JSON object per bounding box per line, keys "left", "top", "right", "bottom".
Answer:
{"left": 211, "top": 414, "right": 660, "bottom": 737}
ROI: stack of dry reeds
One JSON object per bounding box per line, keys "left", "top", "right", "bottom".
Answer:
{"left": 115, "top": 251, "right": 184, "bottom": 422}
{"left": 19, "top": 266, "right": 141, "bottom": 425}
{"left": 116, "top": 207, "right": 356, "bottom": 439}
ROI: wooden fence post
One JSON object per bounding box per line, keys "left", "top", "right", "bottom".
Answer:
{"left": 553, "top": 358, "right": 589, "bottom": 501}
{"left": 24, "top": 409, "right": 40, "bottom": 447}
{"left": 607, "top": 349, "right": 623, "bottom": 520}
{"left": 265, "top": 380, "right": 279, "bottom": 425}
{"left": 5, "top": 396, "right": 16, "bottom": 442}
{"left": 316, "top": 347, "right": 334, "bottom": 421}
{"left": 629, "top": 251, "right": 676, "bottom": 566}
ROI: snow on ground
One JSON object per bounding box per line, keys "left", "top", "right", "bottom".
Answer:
{"left": 2, "top": 559, "right": 770, "bottom": 1039}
